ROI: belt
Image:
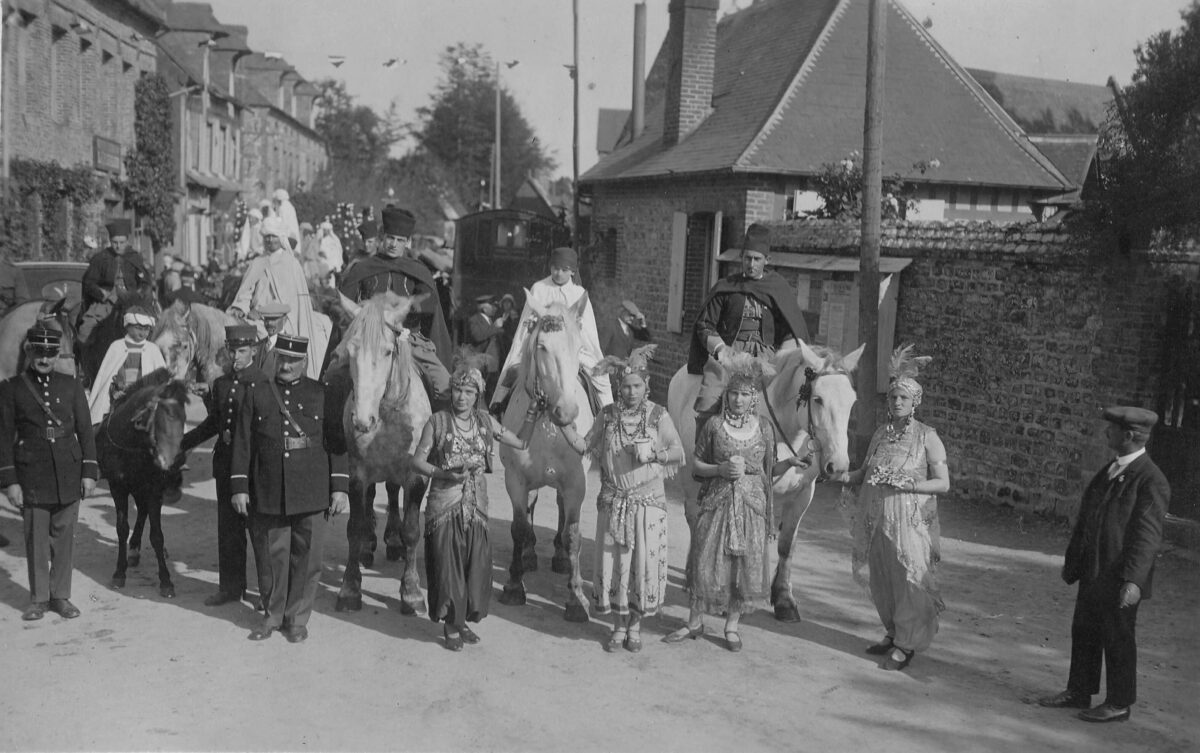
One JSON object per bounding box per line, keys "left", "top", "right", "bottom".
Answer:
{"left": 23, "top": 426, "right": 68, "bottom": 440}
{"left": 282, "top": 436, "right": 316, "bottom": 450}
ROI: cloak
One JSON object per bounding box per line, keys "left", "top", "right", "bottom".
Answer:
{"left": 686, "top": 271, "right": 810, "bottom": 374}
{"left": 88, "top": 337, "right": 167, "bottom": 424}
{"left": 338, "top": 255, "right": 453, "bottom": 367}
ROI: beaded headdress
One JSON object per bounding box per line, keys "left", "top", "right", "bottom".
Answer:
{"left": 592, "top": 344, "right": 657, "bottom": 381}
{"left": 887, "top": 344, "right": 932, "bottom": 407}
{"left": 450, "top": 349, "right": 491, "bottom": 395}
{"left": 718, "top": 349, "right": 776, "bottom": 393}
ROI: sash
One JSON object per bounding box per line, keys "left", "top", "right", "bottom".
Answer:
{"left": 21, "top": 374, "right": 63, "bottom": 427}
{"left": 267, "top": 380, "right": 307, "bottom": 439}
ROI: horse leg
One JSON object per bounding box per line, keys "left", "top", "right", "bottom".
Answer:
{"left": 522, "top": 490, "right": 539, "bottom": 573}
{"left": 499, "top": 476, "right": 531, "bottom": 606}
{"left": 396, "top": 477, "right": 427, "bottom": 616}
{"left": 361, "top": 482, "right": 379, "bottom": 567}
{"left": 147, "top": 495, "right": 175, "bottom": 598}
{"left": 384, "top": 481, "right": 404, "bottom": 562}
{"left": 771, "top": 485, "right": 816, "bottom": 622}
{"left": 560, "top": 478, "right": 589, "bottom": 623}
{"left": 336, "top": 477, "right": 366, "bottom": 612}
{"left": 551, "top": 490, "right": 571, "bottom": 574}
{"left": 111, "top": 489, "right": 130, "bottom": 588}
{"left": 128, "top": 495, "right": 147, "bottom": 568}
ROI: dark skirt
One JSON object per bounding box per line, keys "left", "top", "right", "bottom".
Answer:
{"left": 424, "top": 508, "right": 491, "bottom": 626}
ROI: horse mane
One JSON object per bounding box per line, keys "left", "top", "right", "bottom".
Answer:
{"left": 339, "top": 292, "right": 399, "bottom": 358}
{"left": 113, "top": 367, "right": 174, "bottom": 406}
{"left": 517, "top": 300, "right": 578, "bottom": 380}
{"left": 188, "top": 303, "right": 235, "bottom": 370}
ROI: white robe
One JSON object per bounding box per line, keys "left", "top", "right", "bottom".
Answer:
{"left": 230, "top": 248, "right": 330, "bottom": 379}
{"left": 319, "top": 233, "right": 345, "bottom": 273}
{"left": 276, "top": 200, "right": 301, "bottom": 250}
{"left": 499, "top": 276, "right": 612, "bottom": 408}
{"left": 88, "top": 337, "right": 167, "bottom": 424}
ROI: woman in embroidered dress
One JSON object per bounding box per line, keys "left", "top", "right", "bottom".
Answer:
{"left": 837, "top": 345, "right": 950, "bottom": 671}
{"left": 412, "top": 352, "right": 536, "bottom": 651}
{"left": 569, "top": 345, "right": 683, "bottom": 653}
{"left": 664, "top": 351, "right": 809, "bottom": 652}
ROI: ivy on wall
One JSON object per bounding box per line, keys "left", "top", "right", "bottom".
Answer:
{"left": 2, "top": 158, "right": 104, "bottom": 261}
{"left": 124, "top": 74, "right": 176, "bottom": 251}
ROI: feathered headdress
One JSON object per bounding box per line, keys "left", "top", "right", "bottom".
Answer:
{"left": 451, "top": 348, "right": 492, "bottom": 396}
{"left": 888, "top": 344, "right": 932, "bottom": 406}
{"left": 592, "top": 343, "right": 657, "bottom": 380}
{"left": 717, "top": 349, "right": 776, "bottom": 393}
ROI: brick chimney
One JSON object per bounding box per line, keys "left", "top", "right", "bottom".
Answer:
{"left": 663, "top": 0, "right": 719, "bottom": 148}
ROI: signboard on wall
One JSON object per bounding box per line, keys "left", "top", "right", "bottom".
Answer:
{"left": 93, "top": 136, "right": 122, "bottom": 174}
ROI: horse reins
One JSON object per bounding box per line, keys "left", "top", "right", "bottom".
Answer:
{"left": 764, "top": 365, "right": 840, "bottom": 481}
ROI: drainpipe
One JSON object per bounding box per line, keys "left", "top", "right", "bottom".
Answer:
{"left": 632, "top": 2, "right": 646, "bottom": 139}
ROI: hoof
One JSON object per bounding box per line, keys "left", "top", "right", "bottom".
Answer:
{"left": 773, "top": 602, "right": 803, "bottom": 623}
{"left": 498, "top": 585, "right": 526, "bottom": 606}
{"left": 160, "top": 584, "right": 177, "bottom": 599}
{"left": 564, "top": 602, "right": 589, "bottom": 623}
{"left": 127, "top": 551, "right": 141, "bottom": 568}
{"left": 551, "top": 556, "right": 571, "bottom": 575}
{"left": 111, "top": 575, "right": 126, "bottom": 589}
{"left": 359, "top": 551, "right": 374, "bottom": 568}
{"left": 335, "top": 594, "right": 363, "bottom": 612}
{"left": 385, "top": 544, "right": 403, "bottom": 562}
{"left": 397, "top": 600, "right": 420, "bottom": 616}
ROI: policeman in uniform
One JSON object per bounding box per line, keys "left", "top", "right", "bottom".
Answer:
{"left": 180, "top": 324, "right": 269, "bottom": 607}
{"left": 231, "top": 334, "right": 349, "bottom": 643}
{"left": 0, "top": 327, "right": 98, "bottom": 620}
{"left": 78, "top": 219, "right": 153, "bottom": 345}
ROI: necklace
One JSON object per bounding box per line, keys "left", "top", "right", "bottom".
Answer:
{"left": 884, "top": 416, "right": 911, "bottom": 442}
{"left": 452, "top": 411, "right": 475, "bottom": 435}
{"left": 723, "top": 409, "right": 749, "bottom": 429}
{"left": 616, "top": 402, "right": 647, "bottom": 444}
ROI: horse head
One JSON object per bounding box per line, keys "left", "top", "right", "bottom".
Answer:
{"left": 118, "top": 370, "right": 189, "bottom": 471}
{"left": 520, "top": 289, "right": 587, "bottom": 427}
{"left": 152, "top": 306, "right": 196, "bottom": 384}
{"left": 340, "top": 290, "right": 421, "bottom": 436}
{"left": 772, "top": 341, "right": 865, "bottom": 478}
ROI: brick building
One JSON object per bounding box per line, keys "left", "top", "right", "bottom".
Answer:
{"left": 1, "top": 0, "right": 164, "bottom": 256}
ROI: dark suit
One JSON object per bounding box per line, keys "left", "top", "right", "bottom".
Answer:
{"left": 0, "top": 371, "right": 98, "bottom": 603}
{"left": 81, "top": 246, "right": 151, "bottom": 308}
{"left": 1062, "top": 453, "right": 1170, "bottom": 707}
{"left": 464, "top": 313, "right": 505, "bottom": 393}
{"left": 182, "top": 365, "right": 267, "bottom": 597}
{"left": 598, "top": 316, "right": 651, "bottom": 359}
{"left": 230, "top": 377, "right": 348, "bottom": 629}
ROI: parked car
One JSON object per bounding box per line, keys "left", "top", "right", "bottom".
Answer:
{"left": 16, "top": 260, "right": 89, "bottom": 306}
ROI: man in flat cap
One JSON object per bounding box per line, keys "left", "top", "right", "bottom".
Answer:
{"left": 464, "top": 294, "right": 508, "bottom": 394}
{"left": 490, "top": 246, "right": 612, "bottom": 420}
{"left": 1039, "top": 406, "right": 1170, "bottom": 723}
{"left": 599, "top": 299, "right": 652, "bottom": 360}
{"left": 229, "top": 216, "right": 330, "bottom": 380}
{"left": 0, "top": 326, "right": 98, "bottom": 620}
{"left": 689, "top": 223, "right": 809, "bottom": 435}
{"left": 231, "top": 334, "right": 349, "bottom": 642}
{"left": 250, "top": 302, "right": 291, "bottom": 377}
{"left": 180, "top": 324, "right": 269, "bottom": 608}
{"left": 78, "top": 219, "right": 154, "bottom": 380}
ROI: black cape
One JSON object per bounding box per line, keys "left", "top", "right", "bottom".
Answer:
{"left": 338, "top": 255, "right": 453, "bottom": 367}
{"left": 686, "top": 271, "right": 810, "bottom": 374}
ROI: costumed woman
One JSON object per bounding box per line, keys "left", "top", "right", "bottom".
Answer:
{"left": 582, "top": 345, "right": 683, "bottom": 653}
{"left": 411, "top": 351, "right": 537, "bottom": 651}
{"left": 664, "top": 351, "right": 809, "bottom": 652}
{"left": 837, "top": 344, "right": 950, "bottom": 671}
{"left": 87, "top": 306, "right": 166, "bottom": 425}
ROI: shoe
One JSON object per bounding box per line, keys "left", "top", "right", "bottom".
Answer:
{"left": 1038, "top": 690, "right": 1091, "bottom": 709}
{"left": 605, "top": 627, "right": 627, "bottom": 653}
{"left": 22, "top": 602, "right": 48, "bottom": 621}
{"left": 49, "top": 598, "right": 80, "bottom": 619}
{"left": 443, "top": 626, "right": 463, "bottom": 652}
{"left": 663, "top": 623, "right": 705, "bottom": 643}
{"left": 882, "top": 647, "right": 914, "bottom": 671}
{"left": 460, "top": 625, "right": 480, "bottom": 645}
{"left": 203, "top": 590, "right": 241, "bottom": 607}
{"left": 1078, "top": 703, "right": 1130, "bottom": 723}
{"left": 865, "top": 636, "right": 895, "bottom": 655}
{"left": 285, "top": 626, "right": 308, "bottom": 644}
{"left": 248, "top": 625, "right": 277, "bottom": 641}
{"left": 724, "top": 630, "right": 743, "bottom": 653}
{"left": 624, "top": 630, "right": 643, "bottom": 653}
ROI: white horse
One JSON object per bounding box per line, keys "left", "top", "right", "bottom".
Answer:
{"left": 667, "top": 340, "right": 864, "bottom": 621}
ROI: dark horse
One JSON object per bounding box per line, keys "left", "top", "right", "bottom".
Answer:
{"left": 96, "top": 369, "right": 188, "bottom": 598}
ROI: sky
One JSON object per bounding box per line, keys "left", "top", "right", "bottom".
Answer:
{"left": 204, "top": 0, "right": 1193, "bottom": 179}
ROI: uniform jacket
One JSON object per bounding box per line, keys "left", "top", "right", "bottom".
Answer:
{"left": 338, "top": 254, "right": 453, "bottom": 367}
{"left": 181, "top": 365, "right": 266, "bottom": 474}
{"left": 82, "top": 247, "right": 151, "bottom": 307}
{"left": 1064, "top": 454, "right": 1170, "bottom": 599}
{"left": 0, "top": 370, "right": 98, "bottom": 506}
{"left": 687, "top": 271, "right": 810, "bottom": 374}
{"left": 464, "top": 313, "right": 504, "bottom": 371}
{"left": 598, "top": 316, "right": 651, "bottom": 359}
{"left": 229, "top": 376, "right": 348, "bottom": 516}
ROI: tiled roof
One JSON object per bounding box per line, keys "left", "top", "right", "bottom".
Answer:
{"left": 767, "top": 218, "right": 1082, "bottom": 256}
{"left": 968, "top": 69, "right": 1111, "bottom": 135}
{"left": 162, "top": 2, "right": 221, "bottom": 31}
{"left": 583, "top": 0, "right": 1071, "bottom": 192}
{"left": 1029, "top": 135, "right": 1097, "bottom": 188}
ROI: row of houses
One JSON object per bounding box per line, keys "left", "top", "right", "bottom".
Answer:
{"left": 0, "top": 0, "right": 328, "bottom": 265}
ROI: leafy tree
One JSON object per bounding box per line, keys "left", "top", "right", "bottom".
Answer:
{"left": 414, "top": 43, "right": 555, "bottom": 209}
{"left": 1091, "top": 2, "right": 1200, "bottom": 242}
{"left": 313, "top": 78, "right": 403, "bottom": 171}
{"left": 811, "top": 152, "right": 939, "bottom": 221}
{"left": 124, "top": 75, "right": 176, "bottom": 251}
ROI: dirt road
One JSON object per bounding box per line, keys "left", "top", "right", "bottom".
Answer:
{"left": 1, "top": 401, "right": 1196, "bottom": 752}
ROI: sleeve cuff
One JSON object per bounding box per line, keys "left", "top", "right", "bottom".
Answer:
{"left": 330, "top": 473, "right": 349, "bottom": 494}
{"left": 230, "top": 474, "right": 249, "bottom": 495}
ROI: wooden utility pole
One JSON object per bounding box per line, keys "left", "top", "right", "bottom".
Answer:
{"left": 572, "top": 0, "right": 581, "bottom": 247}
{"left": 857, "top": 0, "right": 886, "bottom": 450}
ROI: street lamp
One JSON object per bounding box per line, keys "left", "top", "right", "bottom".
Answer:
{"left": 493, "top": 59, "right": 518, "bottom": 209}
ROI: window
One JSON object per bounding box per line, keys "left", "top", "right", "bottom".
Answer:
{"left": 50, "top": 26, "right": 68, "bottom": 122}
{"left": 219, "top": 125, "right": 228, "bottom": 176}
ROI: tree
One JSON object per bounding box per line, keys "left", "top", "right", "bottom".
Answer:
{"left": 124, "top": 75, "right": 176, "bottom": 251}
{"left": 1090, "top": 2, "right": 1200, "bottom": 242}
{"left": 314, "top": 78, "right": 403, "bottom": 171}
{"left": 414, "top": 43, "right": 555, "bottom": 209}
{"left": 811, "top": 152, "right": 938, "bottom": 221}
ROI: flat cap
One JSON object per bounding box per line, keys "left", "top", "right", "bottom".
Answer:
{"left": 255, "top": 302, "right": 291, "bottom": 319}
{"left": 1102, "top": 406, "right": 1159, "bottom": 433}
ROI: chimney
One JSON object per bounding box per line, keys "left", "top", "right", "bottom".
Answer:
{"left": 663, "top": 0, "right": 718, "bottom": 148}
{"left": 632, "top": 2, "right": 647, "bottom": 139}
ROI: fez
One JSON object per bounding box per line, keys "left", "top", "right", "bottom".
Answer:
{"left": 106, "top": 219, "right": 132, "bottom": 239}
{"left": 225, "top": 325, "right": 259, "bottom": 348}
{"left": 358, "top": 220, "right": 377, "bottom": 240}
{"left": 1102, "top": 406, "right": 1159, "bottom": 434}
{"left": 381, "top": 206, "right": 416, "bottom": 238}
{"left": 740, "top": 223, "right": 771, "bottom": 255}
{"left": 274, "top": 333, "right": 309, "bottom": 357}
{"left": 549, "top": 246, "right": 578, "bottom": 271}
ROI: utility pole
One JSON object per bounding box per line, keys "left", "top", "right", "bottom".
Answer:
{"left": 572, "top": 0, "right": 580, "bottom": 248}
{"left": 857, "top": 0, "right": 886, "bottom": 452}
{"left": 493, "top": 59, "right": 501, "bottom": 209}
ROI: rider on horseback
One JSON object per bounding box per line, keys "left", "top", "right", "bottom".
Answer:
{"left": 88, "top": 306, "right": 167, "bottom": 425}
{"left": 78, "top": 219, "right": 153, "bottom": 347}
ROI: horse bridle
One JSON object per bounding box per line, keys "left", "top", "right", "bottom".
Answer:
{"left": 764, "top": 365, "right": 843, "bottom": 481}
{"left": 523, "top": 314, "right": 566, "bottom": 412}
